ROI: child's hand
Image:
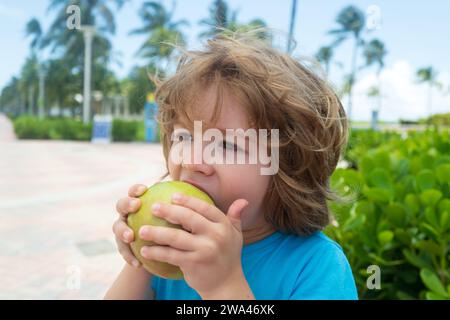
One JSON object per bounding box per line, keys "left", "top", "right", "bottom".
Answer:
{"left": 138, "top": 193, "right": 249, "bottom": 298}
{"left": 113, "top": 183, "right": 147, "bottom": 268}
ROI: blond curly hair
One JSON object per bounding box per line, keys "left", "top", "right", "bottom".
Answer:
{"left": 153, "top": 30, "right": 348, "bottom": 235}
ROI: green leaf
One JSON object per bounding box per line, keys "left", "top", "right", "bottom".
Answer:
{"left": 373, "top": 151, "right": 391, "bottom": 170}
{"left": 394, "top": 158, "right": 410, "bottom": 178}
{"left": 416, "top": 169, "right": 436, "bottom": 191}
{"left": 343, "top": 214, "right": 366, "bottom": 232}
{"left": 435, "top": 164, "right": 450, "bottom": 184}
{"left": 438, "top": 199, "right": 450, "bottom": 215}
{"left": 410, "top": 157, "right": 422, "bottom": 174}
{"left": 420, "top": 269, "right": 448, "bottom": 297}
{"left": 420, "top": 189, "right": 442, "bottom": 207}
{"left": 440, "top": 211, "right": 449, "bottom": 230}
{"left": 394, "top": 228, "right": 411, "bottom": 246}
{"left": 352, "top": 200, "right": 375, "bottom": 216}
{"left": 424, "top": 207, "right": 438, "bottom": 227}
{"left": 421, "top": 154, "right": 435, "bottom": 170}
{"left": 368, "top": 168, "right": 393, "bottom": 190}
{"left": 415, "top": 240, "right": 442, "bottom": 255}
{"left": 396, "top": 291, "right": 415, "bottom": 300}
{"left": 363, "top": 187, "right": 392, "bottom": 203}
{"left": 404, "top": 194, "right": 420, "bottom": 214}
{"left": 386, "top": 203, "right": 407, "bottom": 227}
{"left": 359, "top": 156, "right": 375, "bottom": 176}
{"left": 421, "top": 222, "right": 440, "bottom": 238}
{"left": 378, "top": 230, "right": 394, "bottom": 246}
{"left": 425, "top": 292, "right": 448, "bottom": 300}
{"left": 342, "top": 170, "right": 364, "bottom": 190}
{"left": 402, "top": 249, "right": 431, "bottom": 269}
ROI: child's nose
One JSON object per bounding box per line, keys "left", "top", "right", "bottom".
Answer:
{"left": 181, "top": 161, "right": 214, "bottom": 176}
{"left": 181, "top": 141, "right": 214, "bottom": 176}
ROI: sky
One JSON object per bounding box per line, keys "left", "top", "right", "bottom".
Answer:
{"left": 0, "top": 0, "right": 449, "bottom": 121}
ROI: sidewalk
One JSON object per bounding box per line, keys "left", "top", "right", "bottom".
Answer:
{"left": 0, "top": 113, "right": 16, "bottom": 142}
{"left": 0, "top": 114, "right": 166, "bottom": 299}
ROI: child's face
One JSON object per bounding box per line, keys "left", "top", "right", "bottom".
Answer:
{"left": 168, "top": 85, "right": 271, "bottom": 231}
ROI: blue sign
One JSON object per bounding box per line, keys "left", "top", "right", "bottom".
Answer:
{"left": 91, "top": 114, "right": 112, "bottom": 143}
{"left": 371, "top": 110, "right": 379, "bottom": 131}
{"left": 144, "top": 97, "right": 159, "bottom": 142}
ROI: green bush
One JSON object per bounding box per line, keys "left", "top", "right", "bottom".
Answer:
{"left": 111, "top": 119, "right": 139, "bottom": 142}
{"left": 13, "top": 116, "right": 91, "bottom": 141}
{"left": 421, "top": 113, "right": 450, "bottom": 126}
{"left": 13, "top": 116, "right": 51, "bottom": 139}
{"left": 327, "top": 128, "right": 450, "bottom": 300}
{"left": 48, "top": 118, "right": 92, "bottom": 141}
{"left": 12, "top": 115, "right": 162, "bottom": 142}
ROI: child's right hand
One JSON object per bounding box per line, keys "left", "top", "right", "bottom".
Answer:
{"left": 113, "top": 183, "right": 147, "bottom": 268}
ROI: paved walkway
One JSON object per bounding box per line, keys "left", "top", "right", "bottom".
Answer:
{"left": 0, "top": 113, "right": 166, "bottom": 299}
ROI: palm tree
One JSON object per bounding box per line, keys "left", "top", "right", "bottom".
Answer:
{"left": 199, "top": 0, "right": 236, "bottom": 38}
{"left": 44, "top": 0, "right": 124, "bottom": 65}
{"left": 0, "top": 77, "right": 22, "bottom": 116}
{"left": 363, "top": 39, "right": 387, "bottom": 128}
{"left": 25, "top": 17, "right": 46, "bottom": 119}
{"left": 417, "top": 67, "right": 441, "bottom": 125}
{"left": 18, "top": 55, "right": 40, "bottom": 116}
{"left": 329, "top": 5, "right": 366, "bottom": 122}
{"left": 130, "top": 1, "right": 188, "bottom": 70}
{"left": 199, "top": 0, "right": 270, "bottom": 42}
{"left": 121, "top": 65, "right": 158, "bottom": 115}
{"left": 44, "top": 0, "right": 125, "bottom": 121}
{"left": 25, "top": 18, "right": 43, "bottom": 52}
{"left": 315, "top": 46, "right": 333, "bottom": 76}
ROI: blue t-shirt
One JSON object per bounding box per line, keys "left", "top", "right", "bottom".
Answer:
{"left": 151, "top": 231, "right": 358, "bottom": 300}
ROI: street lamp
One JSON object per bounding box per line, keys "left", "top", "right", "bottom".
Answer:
{"left": 287, "top": 0, "right": 298, "bottom": 54}
{"left": 80, "top": 25, "right": 95, "bottom": 124}
{"left": 38, "top": 66, "right": 45, "bottom": 119}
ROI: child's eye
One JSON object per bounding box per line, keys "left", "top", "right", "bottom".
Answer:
{"left": 174, "top": 132, "right": 192, "bottom": 142}
{"left": 221, "top": 140, "right": 238, "bottom": 151}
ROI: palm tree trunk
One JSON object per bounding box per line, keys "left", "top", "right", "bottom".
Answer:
{"left": 38, "top": 67, "right": 45, "bottom": 119}
{"left": 287, "top": 0, "right": 298, "bottom": 53}
{"left": 28, "top": 86, "right": 34, "bottom": 115}
{"left": 427, "top": 82, "right": 433, "bottom": 127}
{"left": 377, "top": 68, "right": 382, "bottom": 114}
{"left": 325, "top": 61, "right": 330, "bottom": 77}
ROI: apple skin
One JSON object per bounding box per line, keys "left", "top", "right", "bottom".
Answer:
{"left": 127, "top": 181, "right": 214, "bottom": 279}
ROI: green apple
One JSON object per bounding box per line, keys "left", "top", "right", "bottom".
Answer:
{"left": 127, "top": 181, "right": 214, "bottom": 279}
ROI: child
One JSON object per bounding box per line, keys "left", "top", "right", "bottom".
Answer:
{"left": 104, "top": 31, "right": 357, "bottom": 300}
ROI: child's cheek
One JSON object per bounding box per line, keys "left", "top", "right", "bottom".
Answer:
{"left": 220, "top": 163, "right": 269, "bottom": 203}
{"left": 167, "top": 156, "right": 181, "bottom": 180}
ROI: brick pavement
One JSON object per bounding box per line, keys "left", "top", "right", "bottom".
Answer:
{"left": 0, "top": 113, "right": 166, "bottom": 299}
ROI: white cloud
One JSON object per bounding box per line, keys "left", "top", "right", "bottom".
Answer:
{"left": 350, "top": 60, "right": 450, "bottom": 121}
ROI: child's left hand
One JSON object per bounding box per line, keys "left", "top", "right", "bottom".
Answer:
{"left": 138, "top": 192, "right": 249, "bottom": 298}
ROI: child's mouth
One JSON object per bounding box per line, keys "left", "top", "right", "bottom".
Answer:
{"left": 182, "top": 179, "right": 214, "bottom": 202}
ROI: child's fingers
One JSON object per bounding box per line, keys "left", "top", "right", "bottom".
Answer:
{"left": 115, "top": 236, "right": 141, "bottom": 268}
{"left": 171, "top": 193, "right": 224, "bottom": 223}
{"left": 128, "top": 184, "right": 148, "bottom": 197}
{"left": 139, "top": 225, "right": 198, "bottom": 251}
{"left": 116, "top": 197, "right": 141, "bottom": 216}
{"left": 112, "top": 219, "right": 135, "bottom": 243}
